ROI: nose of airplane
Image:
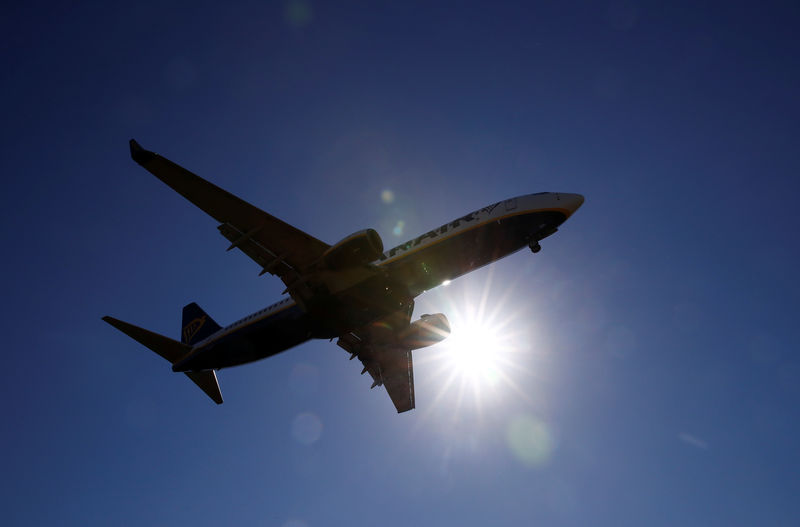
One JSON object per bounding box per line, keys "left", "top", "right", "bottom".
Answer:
{"left": 559, "top": 193, "right": 585, "bottom": 215}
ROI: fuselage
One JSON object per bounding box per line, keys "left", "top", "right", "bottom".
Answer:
{"left": 173, "top": 192, "right": 583, "bottom": 372}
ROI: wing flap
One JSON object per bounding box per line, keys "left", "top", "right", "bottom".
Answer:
{"left": 381, "top": 348, "right": 415, "bottom": 413}
{"left": 218, "top": 222, "right": 294, "bottom": 276}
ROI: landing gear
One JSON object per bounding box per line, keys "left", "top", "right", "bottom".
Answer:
{"left": 529, "top": 224, "right": 558, "bottom": 254}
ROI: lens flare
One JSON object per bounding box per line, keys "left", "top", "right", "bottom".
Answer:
{"left": 291, "top": 412, "right": 322, "bottom": 445}
{"left": 506, "top": 415, "right": 555, "bottom": 467}
{"left": 414, "top": 265, "right": 546, "bottom": 420}
{"left": 285, "top": 0, "right": 313, "bottom": 28}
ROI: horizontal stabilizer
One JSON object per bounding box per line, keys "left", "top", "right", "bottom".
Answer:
{"left": 103, "top": 316, "right": 190, "bottom": 364}
{"left": 185, "top": 370, "right": 224, "bottom": 404}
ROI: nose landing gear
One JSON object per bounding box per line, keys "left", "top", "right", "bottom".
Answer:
{"left": 528, "top": 225, "right": 558, "bottom": 254}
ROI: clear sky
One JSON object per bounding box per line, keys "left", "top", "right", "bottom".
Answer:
{"left": 2, "top": 1, "right": 799, "bottom": 525}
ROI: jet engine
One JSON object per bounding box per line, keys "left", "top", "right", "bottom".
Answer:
{"left": 321, "top": 229, "right": 384, "bottom": 269}
{"left": 398, "top": 313, "right": 450, "bottom": 350}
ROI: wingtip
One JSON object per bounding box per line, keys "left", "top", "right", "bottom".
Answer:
{"left": 102, "top": 315, "right": 125, "bottom": 332}
{"left": 129, "top": 138, "right": 156, "bottom": 165}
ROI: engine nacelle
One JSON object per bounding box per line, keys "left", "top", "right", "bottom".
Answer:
{"left": 322, "top": 229, "right": 384, "bottom": 269}
{"left": 398, "top": 313, "right": 450, "bottom": 350}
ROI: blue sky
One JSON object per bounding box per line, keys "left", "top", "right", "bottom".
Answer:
{"left": 2, "top": 1, "right": 799, "bottom": 525}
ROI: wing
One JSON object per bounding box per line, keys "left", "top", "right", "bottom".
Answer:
{"left": 338, "top": 331, "right": 415, "bottom": 413}
{"left": 129, "top": 139, "right": 330, "bottom": 288}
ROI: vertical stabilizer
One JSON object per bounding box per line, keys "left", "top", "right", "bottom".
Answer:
{"left": 181, "top": 302, "right": 222, "bottom": 345}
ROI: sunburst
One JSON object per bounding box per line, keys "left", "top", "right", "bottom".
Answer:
{"left": 414, "top": 264, "right": 544, "bottom": 420}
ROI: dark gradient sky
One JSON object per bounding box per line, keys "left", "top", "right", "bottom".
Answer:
{"left": 2, "top": 2, "right": 799, "bottom": 525}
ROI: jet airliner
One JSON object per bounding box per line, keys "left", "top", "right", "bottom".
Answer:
{"left": 104, "top": 140, "right": 584, "bottom": 413}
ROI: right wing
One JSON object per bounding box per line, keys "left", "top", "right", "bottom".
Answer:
{"left": 129, "top": 139, "right": 330, "bottom": 289}
{"left": 338, "top": 331, "right": 416, "bottom": 413}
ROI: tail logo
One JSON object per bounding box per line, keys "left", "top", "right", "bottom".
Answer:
{"left": 183, "top": 315, "right": 207, "bottom": 343}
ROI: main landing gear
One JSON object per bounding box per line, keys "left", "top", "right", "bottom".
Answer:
{"left": 529, "top": 241, "right": 541, "bottom": 253}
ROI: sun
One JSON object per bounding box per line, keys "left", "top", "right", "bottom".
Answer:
{"left": 414, "top": 268, "right": 541, "bottom": 415}
{"left": 444, "top": 318, "right": 502, "bottom": 386}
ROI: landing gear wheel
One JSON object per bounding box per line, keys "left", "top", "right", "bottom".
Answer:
{"left": 529, "top": 241, "right": 541, "bottom": 253}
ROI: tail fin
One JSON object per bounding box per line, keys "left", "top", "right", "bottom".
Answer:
{"left": 181, "top": 302, "right": 222, "bottom": 345}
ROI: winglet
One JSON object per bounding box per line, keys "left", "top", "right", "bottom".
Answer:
{"left": 129, "top": 138, "right": 156, "bottom": 165}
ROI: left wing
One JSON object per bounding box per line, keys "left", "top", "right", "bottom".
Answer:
{"left": 338, "top": 331, "right": 416, "bottom": 413}
{"left": 129, "top": 139, "right": 330, "bottom": 291}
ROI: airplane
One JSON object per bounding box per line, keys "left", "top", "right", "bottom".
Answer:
{"left": 103, "top": 140, "right": 584, "bottom": 413}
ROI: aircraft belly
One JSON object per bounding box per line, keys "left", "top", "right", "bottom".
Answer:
{"left": 304, "top": 274, "right": 413, "bottom": 337}
{"left": 389, "top": 210, "right": 566, "bottom": 294}
{"left": 182, "top": 305, "right": 313, "bottom": 370}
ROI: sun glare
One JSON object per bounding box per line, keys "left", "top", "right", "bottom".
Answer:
{"left": 414, "top": 267, "right": 544, "bottom": 418}
{"left": 446, "top": 320, "right": 502, "bottom": 385}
